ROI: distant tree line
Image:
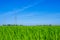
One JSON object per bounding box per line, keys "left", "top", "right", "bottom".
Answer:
{"left": 2, "top": 24, "right": 23, "bottom": 26}
{"left": 0, "top": 24, "right": 52, "bottom": 26}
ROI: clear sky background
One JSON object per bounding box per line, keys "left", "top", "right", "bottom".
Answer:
{"left": 0, "top": 0, "right": 60, "bottom": 25}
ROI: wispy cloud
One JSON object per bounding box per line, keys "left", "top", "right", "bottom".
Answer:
{"left": 0, "top": 2, "right": 39, "bottom": 17}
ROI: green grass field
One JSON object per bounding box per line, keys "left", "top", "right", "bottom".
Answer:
{"left": 0, "top": 25, "right": 60, "bottom": 40}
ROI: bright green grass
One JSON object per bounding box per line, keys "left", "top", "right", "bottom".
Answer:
{"left": 0, "top": 26, "right": 60, "bottom": 40}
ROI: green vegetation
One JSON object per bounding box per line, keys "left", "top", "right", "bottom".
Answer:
{"left": 0, "top": 25, "right": 60, "bottom": 40}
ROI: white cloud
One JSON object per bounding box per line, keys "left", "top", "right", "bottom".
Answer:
{"left": 0, "top": 2, "right": 39, "bottom": 17}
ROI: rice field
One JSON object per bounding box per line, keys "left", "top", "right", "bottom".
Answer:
{"left": 0, "top": 25, "right": 60, "bottom": 40}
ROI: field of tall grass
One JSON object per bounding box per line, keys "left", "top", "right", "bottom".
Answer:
{"left": 0, "top": 25, "right": 60, "bottom": 40}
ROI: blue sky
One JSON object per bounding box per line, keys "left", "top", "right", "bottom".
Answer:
{"left": 0, "top": 0, "right": 60, "bottom": 25}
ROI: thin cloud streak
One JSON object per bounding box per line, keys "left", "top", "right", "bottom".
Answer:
{"left": 0, "top": 2, "right": 39, "bottom": 17}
